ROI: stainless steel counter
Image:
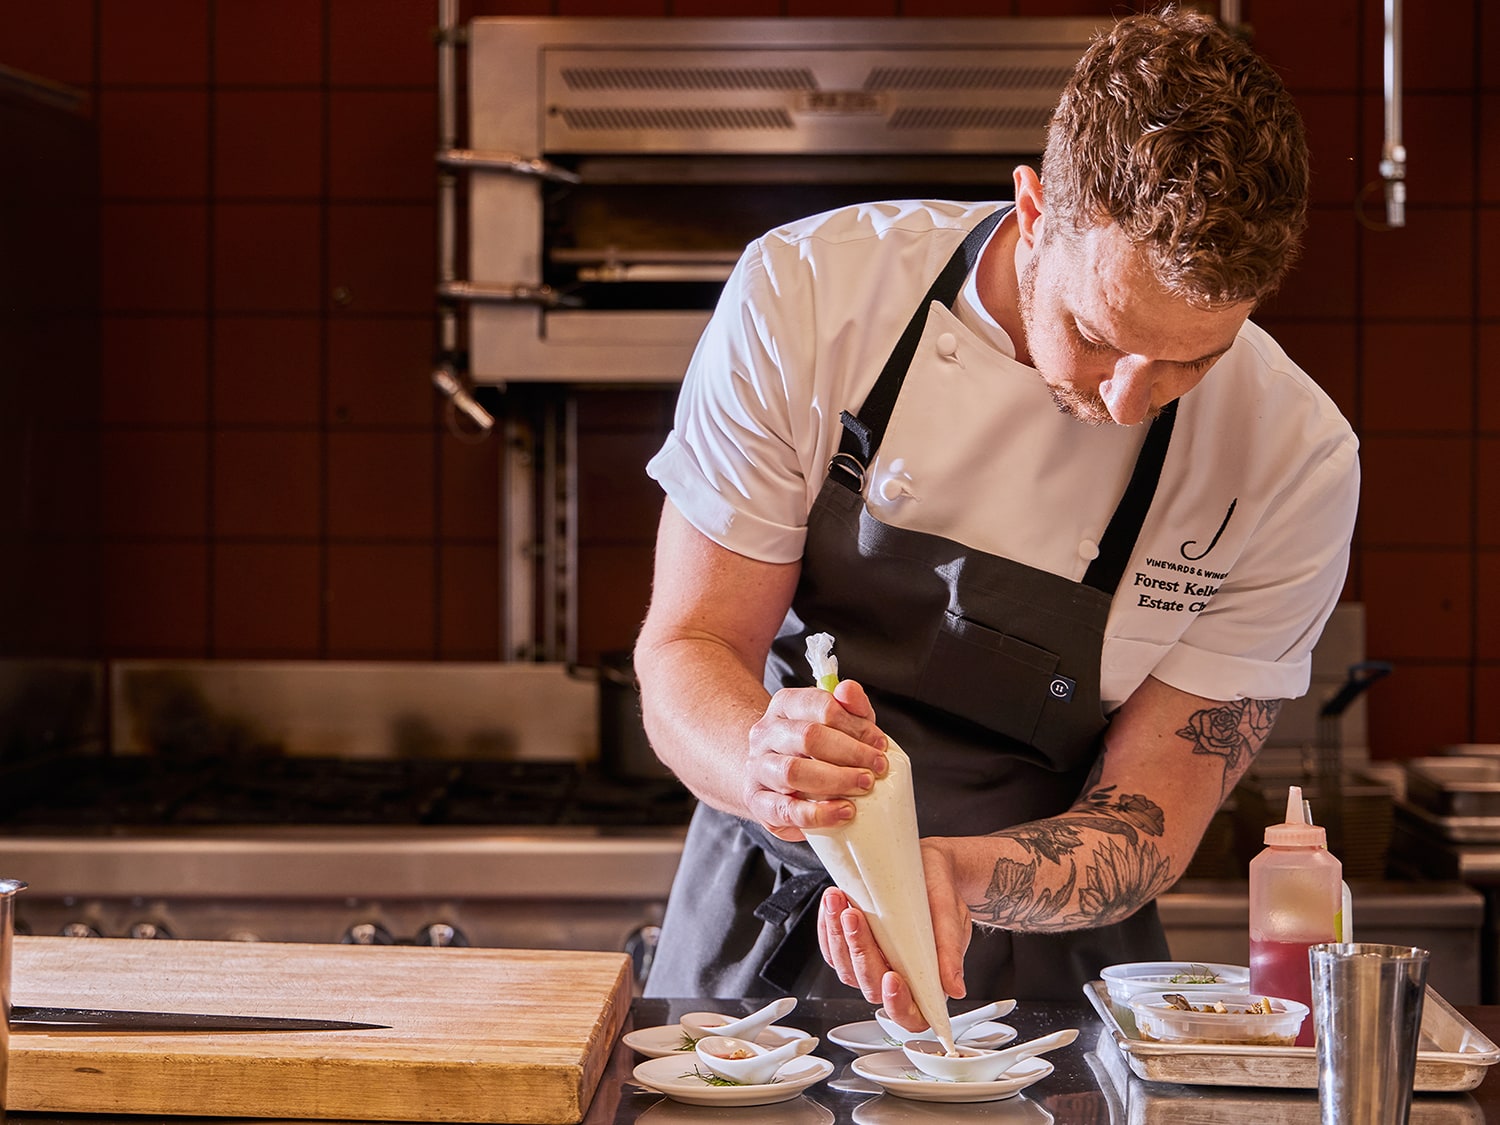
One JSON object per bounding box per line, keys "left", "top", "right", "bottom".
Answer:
{"left": 580, "top": 996, "right": 1493, "bottom": 1124}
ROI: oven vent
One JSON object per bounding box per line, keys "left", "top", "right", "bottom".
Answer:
{"left": 888, "top": 105, "right": 1057, "bottom": 132}
{"left": 560, "top": 66, "right": 817, "bottom": 92}
{"left": 865, "top": 64, "right": 1078, "bottom": 91}
{"left": 557, "top": 106, "right": 795, "bottom": 132}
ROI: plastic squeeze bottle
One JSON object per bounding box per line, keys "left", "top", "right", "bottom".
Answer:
{"left": 1248, "top": 784, "right": 1342, "bottom": 1047}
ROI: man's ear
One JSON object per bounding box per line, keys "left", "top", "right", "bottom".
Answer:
{"left": 1012, "top": 166, "right": 1044, "bottom": 250}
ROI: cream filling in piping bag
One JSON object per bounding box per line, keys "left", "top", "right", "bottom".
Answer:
{"left": 803, "top": 632, "right": 957, "bottom": 1054}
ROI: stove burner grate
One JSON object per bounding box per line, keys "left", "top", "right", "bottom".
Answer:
{"left": 4, "top": 752, "right": 694, "bottom": 830}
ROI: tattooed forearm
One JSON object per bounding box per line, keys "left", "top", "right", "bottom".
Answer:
{"left": 969, "top": 786, "right": 1173, "bottom": 930}
{"left": 965, "top": 697, "right": 1285, "bottom": 933}
{"left": 1177, "top": 698, "right": 1283, "bottom": 800}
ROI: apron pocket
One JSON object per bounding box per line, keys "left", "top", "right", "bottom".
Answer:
{"left": 919, "top": 613, "right": 1061, "bottom": 746}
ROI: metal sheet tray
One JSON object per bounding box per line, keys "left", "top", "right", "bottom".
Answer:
{"left": 1084, "top": 980, "right": 1500, "bottom": 1092}
{"left": 1398, "top": 799, "right": 1500, "bottom": 845}
{"left": 1406, "top": 758, "right": 1500, "bottom": 820}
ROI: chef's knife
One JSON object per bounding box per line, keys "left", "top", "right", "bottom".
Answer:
{"left": 11, "top": 1005, "right": 388, "bottom": 1032}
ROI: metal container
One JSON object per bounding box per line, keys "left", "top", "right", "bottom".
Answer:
{"left": 598, "top": 652, "right": 674, "bottom": 782}
{"left": 1406, "top": 757, "right": 1500, "bottom": 820}
{"left": 1, "top": 878, "right": 27, "bottom": 1110}
{"left": 1311, "top": 942, "right": 1430, "bottom": 1124}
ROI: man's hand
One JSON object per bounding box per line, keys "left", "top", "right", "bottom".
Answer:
{"left": 744, "top": 679, "right": 890, "bottom": 842}
{"left": 815, "top": 847, "right": 972, "bottom": 1030}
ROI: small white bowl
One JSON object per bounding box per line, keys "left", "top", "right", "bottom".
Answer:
{"left": 872, "top": 998, "right": 1017, "bottom": 1045}
{"left": 680, "top": 996, "right": 797, "bottom": 1041}
{"left": 693, "top": 1034, "right": 818, "bottom": 1085}
{"left": 900, "top": 1028, "right": 1078, "bottom": 1084}
{"left": 1129, "top": 990, "right": 1307, "bottom": 1046}
{"left": 1100, "top": 961, "right": 1250, "bottom": 1006}
{"left": 900, "top": 1041, "right": 1011, "bottom": 1084}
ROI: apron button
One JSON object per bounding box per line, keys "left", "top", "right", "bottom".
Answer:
{"left": 1079, "top": 538, "right": 1100, "bottom": 560}
{"left": 878, "top": 476, "right": 915, "bottom": 502}
{"left": 935, "top": 332, "right": 959, "bottom": 360}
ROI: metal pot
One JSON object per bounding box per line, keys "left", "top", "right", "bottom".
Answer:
{"left": 598, "top": 652, "right": 673, "bottom": 781}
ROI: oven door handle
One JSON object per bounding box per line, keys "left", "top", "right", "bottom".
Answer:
{"left": 437, "top": 148, "right": 582, "bottom": 184}
{"left": 437, "top": 281, "right": 581, "bottom": 309}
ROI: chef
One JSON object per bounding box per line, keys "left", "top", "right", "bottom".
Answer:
{"left": 633, "top": 8, "right": 1359, "bottom": 1022}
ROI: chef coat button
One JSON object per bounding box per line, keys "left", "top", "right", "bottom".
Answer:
{"left": 1079, "top": 539, "right": 1100, "bottom": 560}
{"left": 935, "top": 332, "right": 959, "bottom": 359}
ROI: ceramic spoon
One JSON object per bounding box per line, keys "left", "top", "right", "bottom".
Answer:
{"left": 874, "top": 998, "right": 1018, "bottom": 1044}
{"left": 694, "top": 1034, "right": 819, "bottom": 1086}
{"left": 903, "top": 1027, "right": 1079, "bottom": 1083}
{"left": 679, "top": 996, "right": 798, "bottom": 1041}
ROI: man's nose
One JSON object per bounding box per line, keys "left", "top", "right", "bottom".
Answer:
{"left": 1098, "top": 358, "right": 1156, "bottom": 425}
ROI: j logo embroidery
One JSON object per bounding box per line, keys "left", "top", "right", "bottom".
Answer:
{"left": 1181, "top": 498, "right": 1237, "bottom": 562}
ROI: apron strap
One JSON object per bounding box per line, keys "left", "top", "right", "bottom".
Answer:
{"left": 752, "top": 868, "right": 832, "bottom": 993}
{"left": 752, "top": 869, "right": 830, "bottom": 929}
{"left": 829, "top": 208, "right": 1008, "bottom": 493}
{"left": 1082, "top": 399, "right": 1179, "bottom": 594}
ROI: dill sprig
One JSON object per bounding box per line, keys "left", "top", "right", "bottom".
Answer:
{"left": 1166, "top": 963, "right": 1220, "bottom": 985}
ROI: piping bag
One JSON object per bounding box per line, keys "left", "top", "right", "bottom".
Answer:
{"left": 803, "top": 632, "right": 957, "bottom": 1054}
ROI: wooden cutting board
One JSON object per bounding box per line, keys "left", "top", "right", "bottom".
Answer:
{"left": 6, "top": 936, "right": 632, "bottom": 1124}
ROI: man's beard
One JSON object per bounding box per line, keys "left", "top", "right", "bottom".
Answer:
{"left": 1017, "top": 251, "right": 1121, "bottom": 427}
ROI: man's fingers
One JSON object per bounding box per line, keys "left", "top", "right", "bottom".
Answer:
{"left": 838, "top": 902, "right": 893, "bottom": 1003}
{"left": 745, "top": 788, "right": 854, "bottom": 839}
{"left": 880, "top": 971, "right": 930, "bottom": 1032}
{"left": 817, "top": 889, "right": 858, "bottom": 988}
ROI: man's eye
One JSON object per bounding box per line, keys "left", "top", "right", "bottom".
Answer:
{"left": 1076, "top": 331, "right": 1113, "bottom": 354}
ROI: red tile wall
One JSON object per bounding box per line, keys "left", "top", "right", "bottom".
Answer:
{"left": 2, "top": 0, "right": 1494, "bottom": 755}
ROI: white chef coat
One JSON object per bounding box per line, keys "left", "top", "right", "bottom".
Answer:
{"left": 647, "top": 200, "right": 1360, "bottom": 709}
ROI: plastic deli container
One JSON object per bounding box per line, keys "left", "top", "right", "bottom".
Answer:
{"left": 1101, "top": 962, "right": 1251, "bottom": 1006}
{"left": 1129, "top": 990, "right": 1309, "bottom": 1047}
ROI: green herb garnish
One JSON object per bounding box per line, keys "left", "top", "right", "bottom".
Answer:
{"left": 681, "top": 1065, "right": 784, "bottom": 1088}
{"left": 1166, "top": 964, "right": 1220, "bottom": 985}
{"left": 676, "top": 1031, "right": 704, "bottom": 1051}
{"left": 683, "top": 1066, "right": 745, "bottom": 1087}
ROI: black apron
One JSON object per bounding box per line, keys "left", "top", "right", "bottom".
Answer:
{"left": 645, "top": 207, "right": 1173, "bottom": 1002}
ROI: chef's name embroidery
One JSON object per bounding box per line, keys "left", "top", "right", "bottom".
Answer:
{"left": 1131, "top": 558, "right": 1227, "bottom": 614}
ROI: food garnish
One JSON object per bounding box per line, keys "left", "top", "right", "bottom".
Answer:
{"left": 1166, "top": 964, "right": 1221, "bottom": 985}
{"left": 682, "top": 1065, "right": 780, "bottom": 1087}
{"left": 1161, "top": 993, "right": 1276, "bottom": 1015}
{"left": 684, "top": 1065, "right": 745, "bottom": 1086}
{"left": 676, "top": 1031, "right": 703, "bottom": 1051}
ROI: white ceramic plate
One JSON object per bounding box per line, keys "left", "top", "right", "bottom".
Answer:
{"left": 623, "top": 1022, "right": 814, "bottom": 1060}
{"left": 637, "top": 1095, "right": 835, "bottom": 1125}
{"left": 631, "top": 1052, "right": 835, "bottom": 1107}
{"left": 828, "top": 1019, "right": 1018, "bottom": 1055}
{"left": 852, "top": 1090, "right": 1055, "bottom": 1123}
{"left": 850, "top": 1051, "right": 1052, "bottom": 1103}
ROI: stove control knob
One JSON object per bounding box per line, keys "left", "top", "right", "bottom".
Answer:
{"left": 414, "top": 922, "right": 469, "bottom": 947}
{"left": 342, "top": 921, "right": 395, "bottom": 946}
{"left": 59, "top": 921, "right": 103, "bottom": 938}
{"left": 128, "top": 921, "right": 173, "bottom": 940}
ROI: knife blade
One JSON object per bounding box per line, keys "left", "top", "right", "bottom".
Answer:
{"left": 11, "top": 1005, "right": 389, "bottom": 1032}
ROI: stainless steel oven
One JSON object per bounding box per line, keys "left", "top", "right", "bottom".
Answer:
{"left": 440, "top": 16, "right": 1102, "bottom": 389}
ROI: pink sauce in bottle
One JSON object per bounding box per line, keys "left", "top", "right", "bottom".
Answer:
{"left": 1247, "top": 786, "right": 1341, "bottom": 1048}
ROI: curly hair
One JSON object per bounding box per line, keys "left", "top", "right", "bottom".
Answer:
{"left": 1041, "top": 6, "right": 1309, "bottom": 307}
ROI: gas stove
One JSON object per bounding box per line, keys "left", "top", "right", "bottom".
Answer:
{"left": 6, "top": 751, "right": 693, "bottom": 830}
{"left": 3, "top": 752, "right": 693, "bottom": 974}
